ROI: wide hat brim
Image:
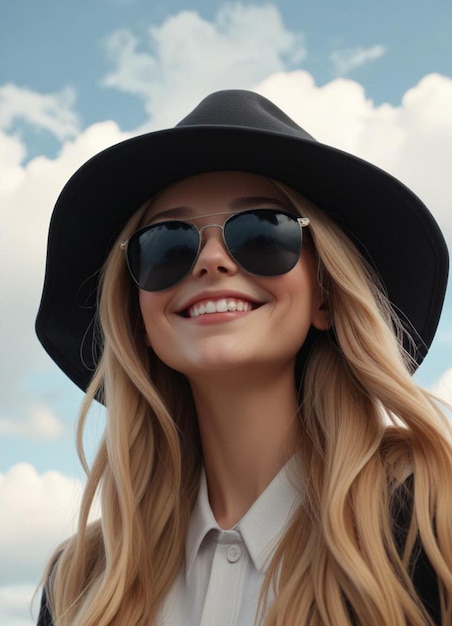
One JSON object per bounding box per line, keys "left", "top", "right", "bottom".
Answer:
{"left": 36, "top": 90, "right": 449, "bottom": 392}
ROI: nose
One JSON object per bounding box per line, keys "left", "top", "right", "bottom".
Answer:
{"left": 191, "top": 224, "right": 238, "bottom": 280}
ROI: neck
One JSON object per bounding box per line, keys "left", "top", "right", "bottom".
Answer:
{"left": 189, "top": 365, "right": 300, "bottom": 528}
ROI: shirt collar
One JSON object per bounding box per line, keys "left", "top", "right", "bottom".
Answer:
{"left": 185, "top": 457, "right": 302, "bottom": 576}
{"left": 185, "top": 469, "right": 219, "bottom": 576}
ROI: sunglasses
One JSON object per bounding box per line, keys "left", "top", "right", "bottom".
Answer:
{"left": 121, "top": 208, "right": 310, "bottom": 292}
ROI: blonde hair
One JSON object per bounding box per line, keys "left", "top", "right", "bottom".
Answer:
{"left": 42, "top": 185, "right": 452, "bottom": 625}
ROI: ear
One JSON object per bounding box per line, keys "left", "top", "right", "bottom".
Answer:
{"left": 311, "top": 300, "right": 330, "bottom": 331}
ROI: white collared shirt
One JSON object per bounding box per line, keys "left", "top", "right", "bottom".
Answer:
{"left": 158, "top": 460, "right": 302, "bottom": 625}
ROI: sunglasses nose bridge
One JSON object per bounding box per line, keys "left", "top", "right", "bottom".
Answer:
{"left": 192, "top": 222, "right": 238, "bottom": 273}
{"left": 198, "top": 222, "right": 224, "bottom": 234}
{"left": 197, "top": 222, "right": 227, "bottom": 251}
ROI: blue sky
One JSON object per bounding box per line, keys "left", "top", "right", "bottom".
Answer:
{"left": 1, "top": 1, "right": 451, "bottom": 623}
{"left": 3, "top": 0, "right": 452, "bottom": 160}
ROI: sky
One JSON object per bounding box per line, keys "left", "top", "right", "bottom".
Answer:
{"left": 1, "top": 1, "right": 452, "bottom": 623}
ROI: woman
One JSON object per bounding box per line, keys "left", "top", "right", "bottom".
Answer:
{"left": 36, "top": 90, "right": 451, "bottom": 625}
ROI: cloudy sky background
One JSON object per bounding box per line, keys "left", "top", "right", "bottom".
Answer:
{"left": 1, "top": 1, "right": 451, "bottom": 623}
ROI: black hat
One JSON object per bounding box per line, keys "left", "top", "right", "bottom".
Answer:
{"left": 36, "top": 89, "right": 449, "bottom": 391}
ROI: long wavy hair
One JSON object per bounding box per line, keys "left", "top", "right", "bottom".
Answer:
{"left": 42, "top": 181, "right": 452, "bottom": 625}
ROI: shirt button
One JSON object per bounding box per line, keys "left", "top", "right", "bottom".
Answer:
{"left": 226, "top": 544, "right": 242, "bottom": 563}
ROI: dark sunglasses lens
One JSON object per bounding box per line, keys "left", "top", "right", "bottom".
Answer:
{"left": 225, "top": 210, "right": 302, "bottom": 276}
{"left": 128, "top": 222, "right": 199, "bottom": 291}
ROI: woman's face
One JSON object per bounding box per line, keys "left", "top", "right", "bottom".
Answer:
{"left": 138, "top": 171, "right": 328, "bottom": 381}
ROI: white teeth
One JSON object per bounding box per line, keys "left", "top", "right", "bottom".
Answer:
{"left": 216, "top": 299, "right": 228, "bottom": 312}
{"left": 188, "top": 298, "right": 254, "bottom": 317}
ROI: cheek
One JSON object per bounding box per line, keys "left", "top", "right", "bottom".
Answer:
{"left": 269, "top": 264, "right": 323, "bottom": 341}
{"left": 278, "top": 259, "right": 321, "bottom": 312}
{"left": 139, "top": 291, "right": 169, "bottom": 343}
{"left": 139, "top": 290, "right": 188, "bottom": 370}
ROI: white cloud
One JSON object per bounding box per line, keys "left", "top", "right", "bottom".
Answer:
{"left": 0, "top": 119, "right": 128, "bottom": 418}
{"left": 330, "top": 44, "right": 387, "bottom": 76}
{"left": 0, "top": 130, "right": 27, "bottom": 193}
{"left": 0, "top": 406, "right": 64, "bottom": 440}
{"left": 0, "top": 464, "right": 100, "bottom": 586}
{"left": 102, "top": 3, "right": 305, "bottom": 128}
{"left": 0, "top": 84, "right": 80, "bottom": 141}
{"left": 256, "top": 70, "right": 452, "bottom": 245}
{"left": 0, "top": 584, "right": 37, "bottom": 626}
{"left": 0, "top": 465, "right": 100, "bottom": 624}
{"left": 432, "top": 368, "right": 452, "bottom": 406}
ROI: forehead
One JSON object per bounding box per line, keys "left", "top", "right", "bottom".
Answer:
{"left": 144, "top": 171, "right": 290, "bottom": 221}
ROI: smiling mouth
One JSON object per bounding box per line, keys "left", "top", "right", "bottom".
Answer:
{"left": 180, "top": 298, "right": 261, "bottom": 318}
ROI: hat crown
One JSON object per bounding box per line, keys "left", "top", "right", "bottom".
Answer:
{"left": 176, "top": 89, "right": 316, "bottom": 141}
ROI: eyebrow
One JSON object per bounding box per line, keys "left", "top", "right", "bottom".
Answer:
{"left": 149, "top": 196, "right": 289, "bottom": 222}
